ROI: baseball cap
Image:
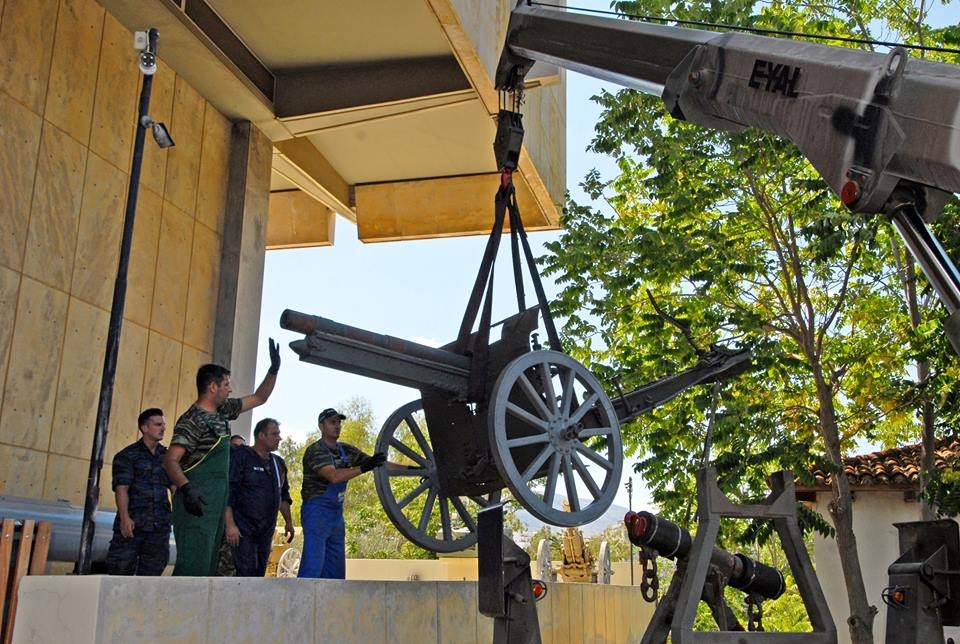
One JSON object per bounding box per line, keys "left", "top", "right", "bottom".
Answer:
{"left": 318, "top": 408, "right": 347, "bottom": 424}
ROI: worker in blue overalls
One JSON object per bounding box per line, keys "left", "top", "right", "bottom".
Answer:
{"left": 297, "top": 407, "right": 386, "bottom": 578}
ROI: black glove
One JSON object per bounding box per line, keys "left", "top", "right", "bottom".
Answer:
{"left": 361, "top": 452, "right": 387, "bottom": 473}
{"left": 180, "top": 482, "right": 206, "bottom": 517}
{"left": 268, "top": 338, "right": 281, "bottom": 375}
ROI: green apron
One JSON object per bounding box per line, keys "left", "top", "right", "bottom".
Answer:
{"left": 172, "top": 436, "right": 230, "bottom": 576}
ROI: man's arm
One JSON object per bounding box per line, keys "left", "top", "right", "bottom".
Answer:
{"left": 225, "top": 446, "right": 242, "bottom": 546}
{"left": 224, "top": 506, "right": 241, "bottom": 546}
{"left": 112, "top": 450, "right": 135, "bottom": 537}
{"left": 163, "top": 443, "right": 207, "bottom": 517}
{"left": 315, "top": 463, "right": 363, "bottom": 485}
{"left": 163, "top": 444, "right": 190, "bottom": 488}
{"left": 115, "top": 486, "right": 135, "bottom": 538}
{"left": 279, "top": 501, "right": 294, "bottom": 543}
{"left": 238, "top": 338, "right": 281, "bottom": 413}
{"left": 314, "top": 449, "right": 386, "bottom": 484}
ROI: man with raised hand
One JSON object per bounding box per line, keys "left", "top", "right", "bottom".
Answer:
{"left": 163, "top": 339, "right": 280, "bottom": 576}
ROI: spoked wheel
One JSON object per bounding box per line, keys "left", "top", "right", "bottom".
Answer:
{"left": 489, "top": 350, "right": 622, "bottom": 527}
{"left": 276, "top": 547, "right": 300, "bottom": 578}
{"left": 598, "top": 541, "right": 612, "bottom": 584}
{"left": 374, "top": 400, "right": 501, "bottom": 553}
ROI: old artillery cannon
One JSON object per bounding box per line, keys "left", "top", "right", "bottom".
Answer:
{"left": 280, "top": 296, "right": 749, "bottom": 552}
{"left": 281, "top": 160, "right": 749, "bottom": 554}
{"left": 280, "top": 303, "right": 750, "bottom": 553}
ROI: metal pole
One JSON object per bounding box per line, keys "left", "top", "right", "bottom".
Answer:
{"left": 887, "top": 198, "right": 960, "bottom": 356}
{"left": 628, "top": 477, "right": 634, "bottom": 585}
{"left": 76, "top": 29, "right": 159, "bottom": 574}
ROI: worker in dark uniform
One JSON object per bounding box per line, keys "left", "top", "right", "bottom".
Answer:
{"left": 224, "top": 417, "right": 294, "bottom": 576}
{"left": 105, "top": 408, "right": 174, "bottom": 575}
{"left": 163, "top": 339, "right": 280, "bottom": 576}
{"left": 297, "top": 407, "right": 387, "bottom": 579}
{"left": 215, "top": 433, "right": 248, "bottom": 575}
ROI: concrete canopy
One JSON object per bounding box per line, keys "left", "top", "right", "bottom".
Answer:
{"left": 98, "top": 0, "right": 565, "bottom": 247}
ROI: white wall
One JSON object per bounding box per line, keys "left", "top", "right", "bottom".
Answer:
{"left": 811, "top": 489, "right": 960, "bottom": 643}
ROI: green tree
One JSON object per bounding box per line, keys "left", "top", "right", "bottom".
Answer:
{"left": 542, "top": 2, "right": 959, "bottom": 641}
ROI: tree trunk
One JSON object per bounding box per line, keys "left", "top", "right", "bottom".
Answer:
{"left": 904, "top": 254, "right": 937, "bottom": 520}
{"left": 813, "top": 368, "right": 877, "bottom": 644}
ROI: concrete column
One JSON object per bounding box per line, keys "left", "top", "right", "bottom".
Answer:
{"left": 214, "top": 121, "right": 272, "bottom": 436}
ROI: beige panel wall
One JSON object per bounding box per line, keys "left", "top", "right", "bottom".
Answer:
{"left": 0, "top": 0, "right": 233, "bottom": 510}
{"left": 447, "top": 0, "right": 566, "bottom": 210}
{"left": 14, "top": 576, "right": 652, "bottom": 643}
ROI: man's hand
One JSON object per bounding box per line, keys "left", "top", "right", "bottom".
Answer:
{"left": 361, "top": 452, "right": 387, "bottom": 473}
{"left": 225, "top": 522, "right": 241, "bottom": 547}
{"left": 180, "top": 482, "right": 206, "bottom": 517}
{"left": 119, "top": 515, "right": 135, "bottom": 538}
{"left": 268, "top": 338, "right": 281, "bottom": 375}
{"left": 285, "top": 522, "right": 296, "bottom": 543}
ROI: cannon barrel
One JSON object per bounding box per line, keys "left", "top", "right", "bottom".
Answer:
{"left": 280, "top": 309, "right": 472, "bottom": 395}
{"left": 625, "top": 510, "right": 785, "bottom": 600}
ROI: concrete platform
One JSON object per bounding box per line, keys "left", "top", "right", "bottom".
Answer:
{"left": 12, "top": 576, "right": 652, "bottom": 643}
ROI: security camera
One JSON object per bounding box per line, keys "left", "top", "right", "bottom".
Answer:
{"left": 134, "top": 29, "right": 157, "bottom": 75}
{"left": 139, "top": 116, "right": 175, "bottom": 149}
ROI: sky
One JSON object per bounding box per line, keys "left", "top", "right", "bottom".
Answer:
{"left": 251, "top": 0, "right": 959, "bottom": 516}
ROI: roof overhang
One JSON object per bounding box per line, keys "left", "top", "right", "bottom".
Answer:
{"left": 99, "top": 0, "right": 565, "bottom": 246}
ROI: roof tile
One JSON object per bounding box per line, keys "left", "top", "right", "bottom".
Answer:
{"left": 805, "top": 439, "right": 960, "bottom": 488}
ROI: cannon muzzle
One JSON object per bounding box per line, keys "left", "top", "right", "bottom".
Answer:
{"left": 625, "top": 510, "right": 785, "bottom": 600}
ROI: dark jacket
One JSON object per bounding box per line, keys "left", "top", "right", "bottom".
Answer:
{"left": 111, "top": 439, "right": 171, "bottom": 532}
{"left": 228, "top": 445, "right": 291, "bottom": 534}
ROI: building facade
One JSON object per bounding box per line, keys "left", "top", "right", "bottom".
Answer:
{"left": 0, "top": 0, "right": 564, "bottom": 540}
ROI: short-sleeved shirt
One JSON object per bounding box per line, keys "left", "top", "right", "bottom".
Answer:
{"left": 229, "top": 445, "right": 292, "bottom": 534}
{"left": 112, "top": 439, "right": 172, "bottom": 532}
{"left": 301, "top": 441, "right": 371, "bottom": 502}
{"left": 171, "top": 398, "right": 243, "bottom": 470}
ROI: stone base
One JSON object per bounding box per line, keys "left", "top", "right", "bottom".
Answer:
{"left": 12, "top": 576, "right": 652, "bottom": 643}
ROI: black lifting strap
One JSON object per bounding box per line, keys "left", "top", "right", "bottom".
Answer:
{"left": 454, "top": 175, "right": 509, "bottom": 401}
{"left": 504, "top": 178, "right": 563, "bottom": 353}
{"left": 455, "top": 171, "right": 564, "bottom": 402}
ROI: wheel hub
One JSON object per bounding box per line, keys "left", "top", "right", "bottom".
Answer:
{"left": 547, "top": 416, "right": 580, "bottom": 453}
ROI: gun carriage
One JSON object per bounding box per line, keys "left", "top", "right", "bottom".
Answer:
{"left": 281, "top": 252, "right": 749, "bottom": 553}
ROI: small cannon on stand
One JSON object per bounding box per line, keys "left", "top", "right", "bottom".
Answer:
{"left": 280, "top": 170, "right": 751, "bottom": 552}
{"left": 625, "top": 468, "right": 837, "bottom": 643}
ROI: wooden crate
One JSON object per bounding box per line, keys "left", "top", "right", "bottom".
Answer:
{"left": 1, "top": 519, "right": 52, "bottom": 644}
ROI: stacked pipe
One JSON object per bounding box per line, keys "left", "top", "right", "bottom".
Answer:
{"left": 624, "top": 510, "right": 786, "bottom": 600}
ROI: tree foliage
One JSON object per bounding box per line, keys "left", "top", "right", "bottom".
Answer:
{"left": 541, "top": 1, "right": 959, "bottom": 640}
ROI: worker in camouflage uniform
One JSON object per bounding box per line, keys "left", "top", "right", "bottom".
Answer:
{"left": 163, "top": 339, "right": 280, "bottom": 576}
{"left": 298, "top": 408, "right": 387, "bottom": 579}
{"left": 105, "top": 408, "right": 174, "bottom": 575}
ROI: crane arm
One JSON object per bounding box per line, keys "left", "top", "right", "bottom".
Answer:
{"left": 496, "top": 0, "right": 960, "bottom": 353}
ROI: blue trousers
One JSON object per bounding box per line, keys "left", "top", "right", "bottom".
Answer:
{"left": 298, "top": 495, "right": 345, "bottom": 579}
{"left": 106, "top": 527, "right": 170, "bottom": 576}
{"left": 231, "top": 526, "right": 274, "bottom": 577}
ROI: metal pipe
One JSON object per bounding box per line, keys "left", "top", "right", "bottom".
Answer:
{"left": 889, "top": 202, "right": 960, "bottom": 313}
{"left": 76, "top": 28, "right": 159, "bottom": 574}
{"left": 625, "top": 510, "right": 785, "bottom": 600}
{"left": 888, "top": 200, "right": 960, "bottom": 356}
{"left": 2, "top": 495, "right": 176, "bottom": 563}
